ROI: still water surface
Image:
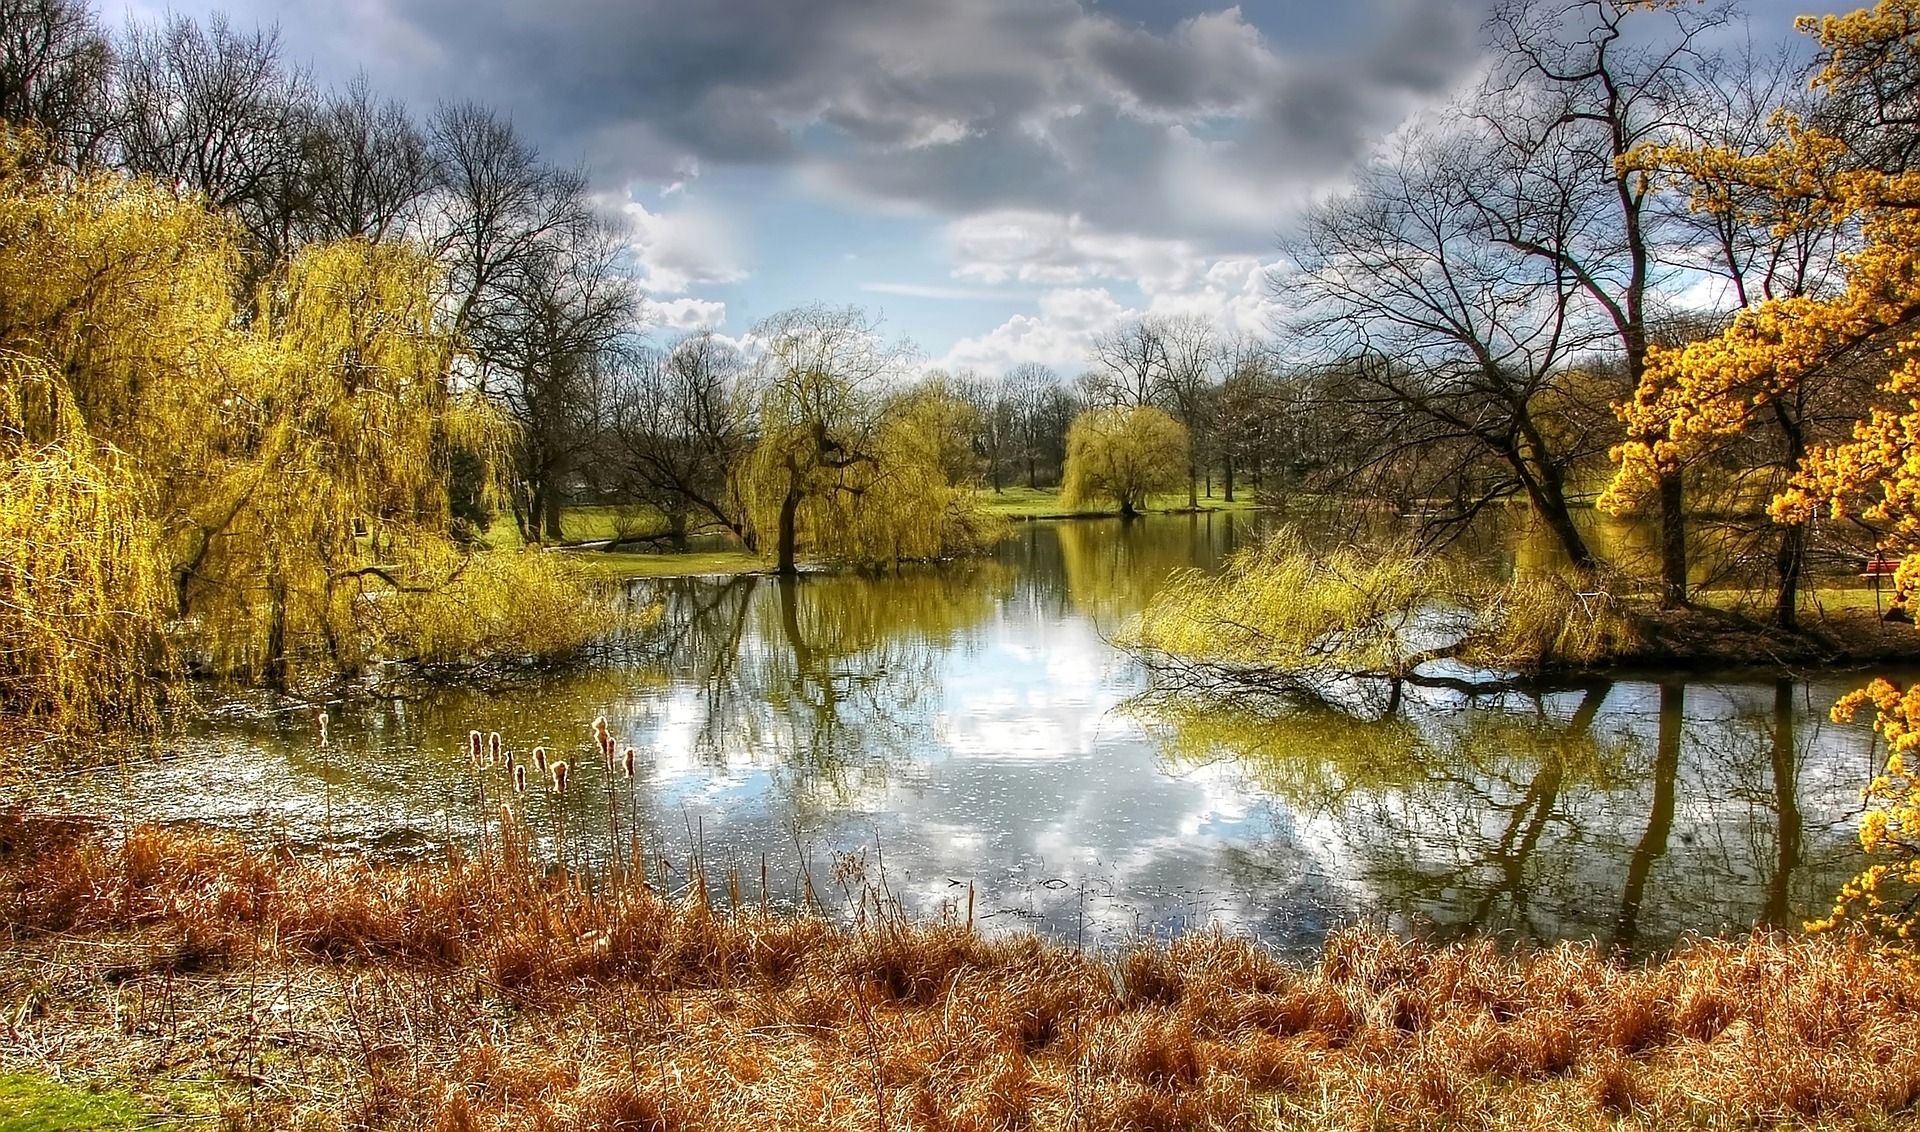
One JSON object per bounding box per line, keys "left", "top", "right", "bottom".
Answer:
{"left": 29, "top": 513, "right": 1894, "bottom": 957}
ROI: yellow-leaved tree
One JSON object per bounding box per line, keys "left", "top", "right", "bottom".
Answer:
{"left": 1602, "top": 3, "right": 1920, "bottom": 940}
{"left": 1060, "top": 406, "right": 1189, "bottom": 518}
{"left": 737, "top": 305, "right": 1003, "bottom": 574}
{"left": 0, "top": 352, "right": 173, "bottom": 732}
{"left": 0, "top": 124, "right": 602, "bottom": 726}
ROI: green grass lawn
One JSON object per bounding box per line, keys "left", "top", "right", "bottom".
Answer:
{"left": 481, "top": 506, "right": 770, "bottom": 579}
{"left": 1691, "top": 583, "right": 1906, "bottom": 618}
{"left": 978, "top": 484, "right": 1264, "bottom": 519}
{"left": 0, "top": 1071, "right": 156, "bottom": 1131}
{"left": 568, "top": 548, "right": 768, "bottom": 579}
{"left": 483, "top": 503, "right": 672, "bottom": 550}
{"left": 476, "top": 484, "right": 1268, "bottom": 581}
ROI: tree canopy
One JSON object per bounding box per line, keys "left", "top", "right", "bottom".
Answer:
{"left": 0, "top": 124, "right": 603, "bottom": 726}
{"left": 1060, "top": 406, "right": 1189, "bottom": 518}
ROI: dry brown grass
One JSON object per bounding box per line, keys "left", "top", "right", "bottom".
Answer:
{"left": 2, "top": 810, "right": 1919, "bottom": 1131}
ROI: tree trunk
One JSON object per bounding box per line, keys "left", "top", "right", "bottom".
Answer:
{"left": 776, "top": 473, "right": 803, "bottom": 577}
{"left": 1773, "top": 522, "right": 1806, "bottom": 631}
{"left": 1534, "top": 485, "right": 1596, "bottom": 573}
{"left": 1509, "top": 448, "right": 1596, "bottom": 572}
{"left": 1224, "top": 456, "right": 1235, "bottom": 503}
{"left": 513, "top": 484, "right": 536, "bottom": 545}
{"left": 1772, "top": 402, "right": 1808, "bottom": 629}
{"left": 542, "top": 479, "right": 565, "bottom": 542}
{"left": 1187, "top": 462, "right": 1198, "bottom": 510}
{"left": 1614, "top": 682, "right": 1681, "bottom": 954}
{"left": 263, "top": 573, "right": 289, "bottom": 691}
{"left": 1657, "top": 470, "right": 1687, "bottom": 608}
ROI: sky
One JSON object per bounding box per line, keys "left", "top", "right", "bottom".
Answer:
{"left": 107, "top": 0, "right": 1854, "bottom": 376}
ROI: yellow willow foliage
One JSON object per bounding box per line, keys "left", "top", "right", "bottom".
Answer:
{"left": 1130, "top": 528, "right": 1640, "bottom": 680}
{"left": 171, "top": 239, "right": 522, "bottom": 683}
{"left": 0, "top": 126, "right": 245, "bottom": 459}
{"left": 346, "top": 545, "right": 621, "bottom": 671}
{"left": 0, "top": 123, "right": 597, "bottom": 708}
{"left": 1128, "top": 527, "right": 1457, "bottom": 680}
{"left": 1463, "top": 575, "right": 1645, "bottom": 671}
{"left": 0, "top": 353, "right": 172, "bottom": 732}
{"left": 1060, "top": 407, "right": 1188, "bottom": 514}
{"left": 739, "top": 386, "right": 1003, "bottom": 566}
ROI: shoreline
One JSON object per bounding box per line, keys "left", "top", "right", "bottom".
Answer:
{"left": 2, "top": 812, "right": 1916, "bottom": 1130}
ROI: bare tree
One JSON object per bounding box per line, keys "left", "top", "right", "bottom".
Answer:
{"left": 1213, "top": 336, "right": 1276, "bottom": 503}
{"left": 1085, "top": 319, "right": 1164, "bottom": 409}
{"left": 303, "top": 74, "right": 435, "bottom": 244}
{"left": 1476, "top": 0, "right": 1733, "bottom": 602}
{"left": 950, "top": 369, "right": 1018, "bottom": 493}
{"left": 1004, "top": 362, "right": 1072, "bottom": 488}
{"left": 479, "top": 213, "right": 637, "bottom": 542}
{"left": 427, "top": 100, "right": 594, "bottom": 347}
{"left": 1283, "top": 129, "right": 1616, "bottom": 569}
{"left": 110, "top": 13, "right": 315, "bottom": 265}
{"left": 605, "top": 330, "right": 757, "bottom": 549}
{"left": 1155, "top": 313, "right": 1217, "bottom": 507}
{"left": 0, "top": 0, "right": 110, "bottom": 161}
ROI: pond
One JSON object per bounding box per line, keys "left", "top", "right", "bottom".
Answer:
{"left": 17, "top": 511, "right": 1894, "bottom": 958}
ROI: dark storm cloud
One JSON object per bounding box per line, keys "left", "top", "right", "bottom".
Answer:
{"left": 245, "top": 0, "right": 1499, "bottom": 244}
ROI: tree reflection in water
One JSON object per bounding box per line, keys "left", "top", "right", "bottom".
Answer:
{"left": 1132, "top": 675, "right": 1862, "bottom": 955}
{"left": 630, "top": 562, "right": 1010, "bottom": 799}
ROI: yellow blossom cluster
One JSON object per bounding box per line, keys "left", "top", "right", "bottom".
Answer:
{"left": 1602, "top": 2, "right": 1920, "bottom": 945}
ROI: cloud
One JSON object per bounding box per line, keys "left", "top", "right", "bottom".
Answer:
{"left": 937, "top": 228, "right": 1285, "bottom": 375}
{"left": 640, "top": 296, "right": 729, "bottom": 331}
{"left": 948, "top": 210, "right": 1205, "bottom": 290}
{"left": 603, "top": 196, "right": 749, "bottom": 295}
{"left": 214, "top": 0, "right": 1496, "bottom": 248}
{"left": 861, "top": 282, "right": 1033, "bottom": 302}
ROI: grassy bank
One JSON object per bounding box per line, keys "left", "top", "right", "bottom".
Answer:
{"left": 978, "top": 486, "right": 1264, "bottom": 520}
{"left": 2, "top": 813, "right": 1916, "bottom": 1131}
{"left": 482, "top": 489, "right": 1267, "bottom": 580}
{"left": 481, "top": 508, "right": 771, "bottom": 579}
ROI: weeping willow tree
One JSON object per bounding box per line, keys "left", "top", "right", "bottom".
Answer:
{"left": 1126, "top": 527, "right": 1642, "bottom": 699}
{"left": 177, "top": 237, "right": 529, "bottom": 684}
{"left": 0, "top": 123, "right": 602, "bottom": 725}
{"left": 0, "top": 353, "right": 173, "bottom": 732}
{"left": 737, "top": 305, "right": 1004, "bottom": 574}
{"left": 1061, "top": 406, "right": 1188, "bottom": 517}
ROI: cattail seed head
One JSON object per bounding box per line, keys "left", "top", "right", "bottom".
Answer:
{"left": 315, "top": 711, "right": 329, "bottom": 748}
{"left": 533, "top": 746, "right": 548, "bottom": 773}
{"left": 468, "top": 729, "right": 482, "bottom": 761}
{"left": 513, "top": 764, "right": 526, "bottom": 794}
{"left": 622, "top": 746, "right": 636, "bottom": 779}
{"left": 550, "top": 760, "right": 569, "bottom": 793}
{"left": 488, "top": 731, "right": 502, "bottom": 761}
